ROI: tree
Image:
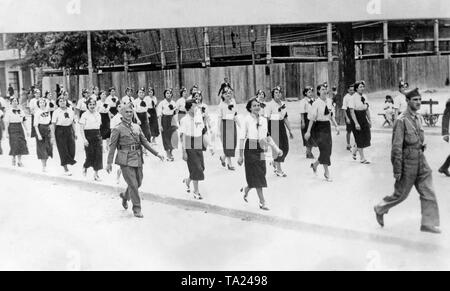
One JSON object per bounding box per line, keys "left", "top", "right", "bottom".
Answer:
{"left": 335, "top": 23, "right": 356, "bottom": 125}
{"left": 7, "top": 31, "right": 142, "bottom": 74}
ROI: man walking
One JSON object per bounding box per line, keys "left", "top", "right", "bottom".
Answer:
{"left": 374, "top": 88, "right": 441, "bottom": 234}
{"left": 107, "top": 103, "right": 165, "bottom": 218}
{"left": 439, "top": 98, "right": 450, "bottom": 177}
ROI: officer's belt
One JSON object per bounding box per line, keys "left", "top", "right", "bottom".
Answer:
{"left": 118, "top": 144, "right": 142, "bottom": 151}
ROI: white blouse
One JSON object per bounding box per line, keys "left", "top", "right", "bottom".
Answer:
{"left": 121, "top": 95, "right": 134, "bottom": 105}
{"left": 299, "top": 97, "right": 314, "bottom": 115}
{"left": 179, "top": 114, "right": 204, "bottom": 137}
{"left": 79, "top": 111, "right": 101, "bottom": 130}
{"left": 105, "top": 95, "right": 119, "bottom": 108}
{"left": 157, "top": 99, "right": 177, "bottom": 116}
{"left": 348, "top": 93, "right": 369, "bottom": 111}
{"left": 4, "top": 108, "right": 26, "bottom": 123}
{"left": 97, "top": 100, "right": 110, "bottom": 114}
{"left": 393, "top": 93, "right": 407, "bottom": 113}
{"left": 29, "top": 98, "right": 39, "bottom": 114}
{"left": 341, "top": 93, "right": 354, "bottom": 110}
{"left": 76, "top": 97, "right": 88, "bottom": 112}
{"left": 110, "top": 113, "right": 123, "bottom": 129}
{"left": 133, "top": 98, "right": 149, "bottom": 113}
{"left": 308, "top": 98, "right": 332, "bottom": 122}
{"left": 176, "top": 98, "right": 187, "bottom": 112}
{"left": 52, "top": 108, "right": 75, "bottom": 127}
{"left": 265, "top": 99, "right": 288, "bottom": 120}
{"left": 218, "top": 101, "right": 238, "bottom": 120}
{"left": 34, "top": 108, "right": 52, "bottom": 126}
{"left": 242, "top": 114, "right": 268, "bottom": 140}
{"left": 144, "top": 96, "right": 158, "bottom": 109}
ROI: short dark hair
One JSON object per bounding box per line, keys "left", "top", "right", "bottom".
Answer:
{"left": 353, "top": 81, "right": 365, "bottom": 92}
{"left": 85, "top": 97, "right": 97, "bottom": 107}
{"left": 246, "top": 97, "right": 259, "bottom": 113}
{"left": 316, "top": 84, "right": 326, "bottom": 96}
{"left": 185, "top": 99, "right": 197, "bottom": 112}
{"left": 303, "top": 86, "right": 313, "bottom": 97}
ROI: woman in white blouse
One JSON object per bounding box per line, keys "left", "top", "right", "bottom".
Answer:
{"left": 4, "top": 97, "right": 29, "bottom": 167}
{"left": 265, "top": 86, "right": 294, "bottom": 177}
{"left": 349, "top": 81, "right": 371, "bottom": 164}
{"left": 145, "top": 87, "right": 159, "bottom": 144}
{"left": 97, "top": 90, "right": 111, "bottom": 152}
{"left": 79, "top": 97, "right": 103, "bottom": 181}
{"left": 305, "top": 84, "right": 340, "bottom": 182}
{"left": 181, "top": 99, "right": 206, "bottom": 200}
{"left": 238, "top": 98, "right": 283, "bottom": 211}
{"left": 158, "top": 89, "right": 178, "bottom": 161}
{"left": 176, "top": 87, "right": 188, "bottom": 123}
{"left": 34, "top": 98, "right": 54, "bottom": 172}
{"left": 51, "top": 98, "right": 77, "bottom": 175}
{"left": 218, "top": 87, "right": 240, "bottom": 170}
{"left": 133, "top": 88, "right": 152, "bottom": 144}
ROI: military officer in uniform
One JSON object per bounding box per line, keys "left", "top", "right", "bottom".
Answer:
{"left": 374, "top": 88, "right": 441, "bottom": 234}
{"left": 438, "top": 98, "right": 450, "bottom": 177}
{"left": 107, "top": 103, "right": 165, "bottom": 218}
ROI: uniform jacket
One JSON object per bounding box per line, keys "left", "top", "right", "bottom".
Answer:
{"left": 443, "top": 98, "right": 450, "bottom": 136}
{"left": 108, "top": 120, "right": 158, "bottom": 167}
{"left": 391, "top": 108, "right": 426, "bottom": 176}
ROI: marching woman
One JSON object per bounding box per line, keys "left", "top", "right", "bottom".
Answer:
{"left": 34, "top": 98, "right": 53, "bottom": 172}
{"left": 194, "top": 91, "right": 215, "bottom": 155}
{"left": 51, "top": 97, "right": 77, "bottom": 176}
{"left": 122, "top": 87, "right": 135, "bottom": 105}
{"left": 76, "top": 89, "right": 89, "bottom": 120}
{"left": 106, "top": 87, "right": 119, "bottom": 116}
{"left": 45, "top": 91, "right": 57, "bottom": 120}
{"left": 29, "top": 88, "right": 41, "bottom": 138}
{"left": 158, "top": 89, "right": 178, "bottom": 161}
{"left": 218, "top": 86, "right": 240, "bottom": 170}
{"left": 61, "top": 90, "right": 73, "bottom": 108}
{"left": 305, "top": 84, "right": 340, "bottom": 182}
{"left": 110, "top": 101, "right": 124, "bottom": 184}
{"left": 238, "top": 98, "right": 283, "bottom": 211}
{"left": 133, "top": 88, "right": 152, "bottom": 149}
{"left": 299, "top": 86, "right": 317, "bottom": 159}
{"left": 181, "top": 99, "right": 206, "bottom": 200}
{"left": 145, "top": 87, "right": 160, "bottom": 144}
{"left": 79, "top": 97, "right": 103, "bottom": 181}
{"left": 255, "top": 90, "right": 267, "bottom": 112}
{"left": 90, "top": 86, "right": 100, "bottom": 100}
{"left": 265, "top": 86, "right": 294, "bottom": 177}
{"left": 349, "top": 81, "right": 372, "bottom": 164}
{"left": 97, "top": 90, "right": 111, "bottom": 152}
{"left": 4, "top": 97, "right": 29, "bottom": 167}
{"left": 176, "top": 87, "right": 188, "bottom": 122}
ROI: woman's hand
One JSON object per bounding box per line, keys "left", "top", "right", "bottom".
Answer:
{"left": 182, "top": 151, "right": 188, "bottom": 162}
{"left": 335, "top": 126, "right": 340, "bottom": 135}
{"left": 238, "top": 156, "right": 244, "bottom": 166}
{"left": 84, "top": 140, "right": 89, "bottom": 147}
{"left": 37, "top": 134, "right": 43, "bottom": 141}
{"left": 355, "top": 124, "right": 361, "bottom": 131}
{"left": 305, "top": 132, "right": 311, "bottom": 141}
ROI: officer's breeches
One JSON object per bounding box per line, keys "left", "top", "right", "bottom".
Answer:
{"left": 121, "top": 166, "right": 144, "bottom": 212}
{"left": 377, "top": 153, "right": 440, "bottom": 227}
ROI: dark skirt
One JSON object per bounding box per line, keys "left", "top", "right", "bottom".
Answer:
{"left": 312, "top": 121, "right": 332, "bottom": 166}
{"left": 30, "top": 114, "right": 36, "bottom": 138}
{"left": 36, "top": 124, "right": 53, "bottom": 160}
{"left": 100, "top": 113, "right": 111, "bottom": 140}
{"left": 352, "top": 110, "right": 371, "bottom": 149}
{"left": 84, "top": 129, "right": 103, "bottom": 171}
{"left": 55, "top": 125, "right": 76, "bottom": 166}
{"left": 148, "top": 108, "right": 160, "bottom": 138}
{"left": 137, "top": 112, "right": 151, "bottom": 142}
{"left": 8, "top": 123, "right": 29, "bottom": 156}
{"left": 161, "top": 115, "right": 178, "bottom": 151}
{"left": 301, "top": 115, "right": 317, "bottom": 148}
{"left": 268, "top": 119, "right": 289, "bottom": 163}
{"left": 345, "top": 109, "right": 354, "bottom": 133}
{"left": 186, "top": 136, "right": 205, "bottom": 181}
{"left": 244, "top": 139, "right": 267, "bottom": 189}
{"left": 220, "top": 119, "right": 237, "bottom": 157}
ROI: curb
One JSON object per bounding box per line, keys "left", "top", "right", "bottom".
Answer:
{"left": 0, "top": 166, "right": 442, "bottom": 252}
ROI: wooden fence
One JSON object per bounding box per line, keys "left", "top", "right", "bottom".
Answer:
{"left": 42, "top": 55, "right": 450, "bottom": 105}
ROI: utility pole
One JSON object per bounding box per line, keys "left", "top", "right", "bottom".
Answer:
{"left": 87, "top": 31, "right": 94, "bottom": 89}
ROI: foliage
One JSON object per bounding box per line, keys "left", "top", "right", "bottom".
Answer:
{"left": 7, "top": 31, "right": 142, "bottom": 73}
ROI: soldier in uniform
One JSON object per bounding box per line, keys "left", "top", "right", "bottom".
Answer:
{"left": 107, "top": 103, "right": 165, "bottom": 218}
{"left": 374, "top": 88, "right": 441, "bottom": 234}
{"left": 438, "top": 98, "right": 450, "bottom": 177}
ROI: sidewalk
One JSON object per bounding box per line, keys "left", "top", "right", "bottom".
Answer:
{"left": 1, "top": 127, "right": 449, "bottom": 252}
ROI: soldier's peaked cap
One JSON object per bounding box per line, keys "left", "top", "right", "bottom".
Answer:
{"left": 405, "top": 88, "right": 420, "bottom": 99}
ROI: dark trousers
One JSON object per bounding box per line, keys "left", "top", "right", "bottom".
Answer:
{"left": 121, "top": 166, "right": 143, "bottom": 212}
{"left": 83, "top": 130, "right": 103, "bottom": 171}
{"left": 375, "top": 152, "right": 440, "bottom": 227}
{"left": 441, "top": 155, "right": 450, "bottom": 170}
